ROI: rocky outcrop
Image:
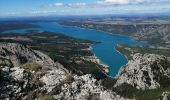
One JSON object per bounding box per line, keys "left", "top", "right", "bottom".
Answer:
{"left": 0, "top": 42, "right": 68, "bottom": 99}
{"left": 0, "top": 43, "right": 55, "bottom": 67}
{"left": 161, "top": 91, "right": 170, "bottom": 100}
{"left": 0, "top": 42, "right": 123, "bottom": 100}
{"left": 115, "top": 53, "right": 170, "bottom": 90}
{"left": 54, "top": 74, "right": 125, "bottom": 100}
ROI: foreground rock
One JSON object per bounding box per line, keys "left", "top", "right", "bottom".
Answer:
{"left": 0, "top": 42, "right": 123, "bottom": 100}
{"left": 54, "top": 74, "right": 125, "bottom": 100}
{"left": 115, "top": 53, "right": 170, "bottom": 90}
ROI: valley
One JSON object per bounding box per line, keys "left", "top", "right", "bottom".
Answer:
{"left": 0, "top": 17, "right": 170, "bottom": 100}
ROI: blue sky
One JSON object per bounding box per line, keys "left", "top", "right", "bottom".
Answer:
{"left": 0, "top": 0, "right": 170, "bottom": 17}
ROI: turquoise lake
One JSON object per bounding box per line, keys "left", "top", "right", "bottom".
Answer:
{"left": 4, "top": 22, "right": 148, "bottom": 76}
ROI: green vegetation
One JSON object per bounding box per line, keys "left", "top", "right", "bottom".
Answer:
{"left": 0, "top": 30, "right": 106, "bottom": 78}
{"left": 38, "top": 94, "right": 54, "bottom": 100}
{"left": 49, "top": 82, "right": 64, "bottom": 95}
{"left": 85, "top": 93, "right": 100, "bottom": 100}
{"left": 116, "top": 45, "right": 170, "bottom": 60}
{"left": 101, "top": 77, "right": 116, "bottom": 89}
{"left": 159, "top": 58, "right": 170, "bottom": 70}
{"left": 116, "top": 45, "right": 132, "bottom": 60}
{"left": 113, "top": 84, "right": 170, "bottom": 100}
{"left": 0, "top": 58, "right": 12, "bottom": 67}
{"left": 26, "top": 90, "right": 54, "bottom": 100}
{"left": 134, "top": 47, "right": 170, "bottom": 57}
{"left": 22, "top": 62, "right": 42, "bottom": 71}
{"left": 0, "top": 21, "right": 39, "bottom": 32}
{"left": 70, "top": 60, "right": 103, "bottom": 75}
{"left": 151, "top": 60, "right": 170, "bottom": 88}
{"left": 136, "top": 37, "right": 165, "bottom": 44}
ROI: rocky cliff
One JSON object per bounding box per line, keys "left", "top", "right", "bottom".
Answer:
{"left": 0, "top": 42, "right": 123, "bottom": 100}
{"left": 115, "top": 53, "right": 170, "bottom": 90}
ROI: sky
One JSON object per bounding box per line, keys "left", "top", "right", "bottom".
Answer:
{"left": 0, "top": 0, "right": 170, "bottom": 17}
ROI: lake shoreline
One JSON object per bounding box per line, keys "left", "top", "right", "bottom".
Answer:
{"left": 90, "top": 45, "right": 109, "bottom": 74}
{"left": 56, "top": 23, "right": 132, "bottom": 76}
{"left": 3, "top": 22, "right": 147, "bottom": 76}
{"left": 57, "top": 22, "right": 148, "bottom": 44}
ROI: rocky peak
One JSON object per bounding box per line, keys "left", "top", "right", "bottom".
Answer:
{"left": 0, "top": 42, "right": 124, "bottom": 100}
{"left": 0, "top": 42, "right": 68, "bottom": 99}
{"left": 115, "top": 53, "right": 170, "bottom": 90}
{"left": 0, "top": 42, "right": 55, "bottom": 68}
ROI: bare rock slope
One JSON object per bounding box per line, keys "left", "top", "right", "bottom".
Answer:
{"left": 115, "top": 53, "right": 170, "bottom": 90}
{"left": 0, "top": 42, "right": 123, "bottom": 100}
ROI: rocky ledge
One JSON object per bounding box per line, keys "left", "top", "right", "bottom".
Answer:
{"left": 115, "top": 53, "right": 170, "bottom": 90}
{"left": 0, "top": 42, "right": 123, "bottom": 100}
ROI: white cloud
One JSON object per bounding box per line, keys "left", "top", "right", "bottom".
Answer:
{"left": 48, "top": 2, "right": 87, "bottom": 7}
{"left": 68, "top": 2, "right": 87, "bottom": 7}
{"left": 47, "top": 0, "right": 168, "bottom": 8}
{"left": 53, "top": 3, "right": 64, "bottom": 6}
{"left": 49, "top": 3, "right": 64, "bottom": 7}
{"left": 135, "top": 0, "right": 145, "bottom": 3}
{"left": 104, "top": 0, "right": 129, "bottom": 4}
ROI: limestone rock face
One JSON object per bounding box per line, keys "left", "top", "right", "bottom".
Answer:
{"left": 161, "top": 91, "right": 170, "bottom": 100}
{"left": 54, "top": 74, "right": 125, "bottom": 100}
{"left": 0, "top": 43, "right": 123, "bottom": 100}
{"left": 40, "top": 68, "right": 67, "bottom": 92}
{"left": 0, "top": 42, "right": 55, "bottom": 68}
{"left": 0, "top": 42, "right": 67, "bottom": 99}
{"left": 115, "top": 53, "right": 170, "bottom": 90}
